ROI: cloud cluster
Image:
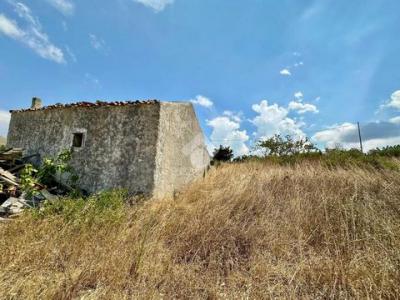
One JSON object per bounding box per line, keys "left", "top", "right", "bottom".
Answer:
{"left": 288, "top": 101, "right": 319, "bottom": 114}
{"left": 207, "top": 116, "right": 249, "bottom": 157}
{"left": 190, "top": 95, "right": 213, "bottom": 109}
{"left": 312, "top": 121, "right": 400, "bottom": 151}
{"left": 0, "top": 2, "right": 65, "bottom": 63}
{"left": 132, "top": 0, "right": 174, "bottom": 12}
{"left": 381, "top": 90, "right": 400, "bottom": 110}
{"left": 251, "top": 100, "right": 306, "bottom": 140}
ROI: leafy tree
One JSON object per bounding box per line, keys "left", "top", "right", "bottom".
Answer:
{"left": 212, "top": 145, "right": 234, "bottom": 162}
{"left": 257, "top": 134, "right": 319, "bottom": 156}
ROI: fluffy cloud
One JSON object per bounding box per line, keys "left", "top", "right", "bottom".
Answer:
{"left": 132, "top": 0, "right": 174, "bottom": 12}
{"left": 223, "top": 110, "right": 242, "bottom": 123}
{"left": 288, "top": 101, "right": 319, "bottom": 114}
{"left": 0, "top": 110, "right": 11, "bottom": 137}
{"left": 207, "top": 116, "right": 249, "bottom": 156}
{"left": 190, "top": 95, "right": 213, "bottom": 109}
{"left": 389, "top": 116, "right": 400, "bottom": 124}
{"left": 280, "top": 68, "right": 291, "bottom": 76}
{"left": 45, "top": 0, "right": 74, "bottom": 16}
{"left": 0, "top": 3, "right": 65, "bottom": 63}
{"left": 251, "top": 100, "right": 305, "bottom": 140}
{"left": 312, "top": 121, "right": 400, "bottom": 151}
{"left": 381, "top": 90, "right": 400, "bottom": 110}
{"left": 294, "top": 91, "right": 303, "bottom": 99}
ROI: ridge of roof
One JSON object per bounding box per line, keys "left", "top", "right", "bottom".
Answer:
{"left": 10, "top": 100, "right": 160, "bottom": 113}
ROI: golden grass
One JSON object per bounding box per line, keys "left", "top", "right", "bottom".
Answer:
{"left": 1, "top": 160, "right": 400, "bottom": 299}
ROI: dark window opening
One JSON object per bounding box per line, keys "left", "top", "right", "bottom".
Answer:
{"left": 72, "top": 133, "right": 84, "bottom": 147}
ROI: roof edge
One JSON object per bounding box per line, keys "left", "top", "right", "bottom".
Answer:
{"left": 10, "top": 100, "right": 161, "bottom": 113}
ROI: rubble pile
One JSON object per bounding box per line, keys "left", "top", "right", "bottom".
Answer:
{"left": 0, "top": 148, "right": 61, "bottom": 221}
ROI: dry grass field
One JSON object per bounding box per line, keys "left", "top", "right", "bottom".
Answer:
{"left": 1, "top": 160, "right": 400, "bottom": 299}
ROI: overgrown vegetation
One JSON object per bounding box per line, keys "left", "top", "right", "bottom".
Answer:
{"left": 19, "top": 150, "right": 79, "bottom": 198}
{"left": 1, "top": 159, "right": 400, "bottom": 298}
{"left": 212, "top": 145, "right": 234, "bottom": 162}
{"left": 230, "top": 135, "right": 400, "bottom": 170}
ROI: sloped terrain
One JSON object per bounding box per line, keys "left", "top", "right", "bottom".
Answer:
{"left": 1, "top": 160, "right": 400, "bottom": 299}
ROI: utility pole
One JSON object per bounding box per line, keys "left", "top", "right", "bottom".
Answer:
{"left": 357, "top": 122, "right": 363, "bottom": 153}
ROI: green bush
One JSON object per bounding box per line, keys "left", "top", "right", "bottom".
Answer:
{"left": 369, "top": 145, "right": 400, "bottom": 157}
{"left": 31, "top": 190, "right": 127, "bottom": 225}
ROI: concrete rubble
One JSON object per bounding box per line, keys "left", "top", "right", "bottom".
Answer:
{"left": 0, "top": 148, "right": 61, "bottom": 221}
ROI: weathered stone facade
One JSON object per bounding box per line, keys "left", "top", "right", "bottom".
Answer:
{"left": 7, "top": 100, "right": 210, "bottom": 196}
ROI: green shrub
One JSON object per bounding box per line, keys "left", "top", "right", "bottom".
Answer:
{"left": 31, "top": 190, "right": 127, "bottom": 225}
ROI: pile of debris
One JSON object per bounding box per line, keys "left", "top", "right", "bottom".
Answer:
{"left": 0, "top": 148, "right": 60, "bottom": 221}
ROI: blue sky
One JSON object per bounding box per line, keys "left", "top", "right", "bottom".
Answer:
{"left": 0, "top": 0, "right": 400, "bottom": 155}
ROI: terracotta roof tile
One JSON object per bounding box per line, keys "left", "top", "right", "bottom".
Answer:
{"left": 10, "top": 100, "right": 159, "bottom": 113}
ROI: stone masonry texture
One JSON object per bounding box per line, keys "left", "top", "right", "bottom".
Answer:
{"left": 7, "top": 101, "right": 210, "bottom": 196}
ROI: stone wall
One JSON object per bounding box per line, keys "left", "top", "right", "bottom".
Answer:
{"left": 7, "top": 103, "right": 160, "bottom": 194}
{"left": 153, "top": 102, "right": 210, "bottom": 197}
{"left": 7, "top": 101, "right": 210, "bottom": 197}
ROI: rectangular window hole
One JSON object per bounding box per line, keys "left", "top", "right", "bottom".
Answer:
{"left": 72, "top": 133, "right": 84, "bottom": 147}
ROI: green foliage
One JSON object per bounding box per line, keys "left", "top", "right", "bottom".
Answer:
{"left": 20, "top": 164, "right": 39, "bottom": 198}
{"left": 31, "top": 190, "right": 127, "bottom": 225}
{"left": 212, "top": 145, "right": 234, "bottom": 162}
{"left": 0, "top": 145, "right": 6, "bottom": 152}
{"left": 369, "top": 144, "right": 400, "bottom": 157}
{"left": 257, "top": 134, "right": 319, "bottom": 156}
{"left": 20, "top": 150, "right": 79, "bottom": 198}
{"left": 37, "top": 150, "right": 77, "bottom": 186}
{"left": 233, "top": 134, "right": 400, "bottom": 171}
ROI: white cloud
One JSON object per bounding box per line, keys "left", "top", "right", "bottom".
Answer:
{"left": 288, "top": 101, "right": 319, "bottom": 114}
{"left": 312, "top": 121, "right": 400, "bottom": 152}
{"left": 223, "top": 110, "right": 242, "bottom": 123}
{"left": 0, "top": 14, "right": 24, "bottom": 38}
{"left": 207, "top": 116, "right": 249, "bottom": 156}
{"left": 389, "top": 116, "right": 400, "bottom": 124}
{"left": 89, "top": 34, "right": 106, "bottom": 51}
{"left": 45, "top": 0, "right": 74, "bottom": 16}
{"left": 0, "top": 110, "right": 11, "bottom": 137}
{"left": 132, "top": 0, "right": 174, "bottom": 12}
{"left": 0, "top": 3, "right": 65, "bottom": 63}
{"left": 190, "top": 95, "right": 213, "bottom": 109}
{"left": 294, "top": 91, "right": 303, "bottom": 100}
{"left": 381, "top": 90, "right": 400, "bottom": 110}
{"left": 280, "top": 68, "right": 291, "bottom": 76}
{"left": 251, "top": 100, "right": 305, "bottom": 140}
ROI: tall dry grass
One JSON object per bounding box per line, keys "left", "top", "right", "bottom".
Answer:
{"left": 1, "top": 160, "right": 400, "bottom": 299}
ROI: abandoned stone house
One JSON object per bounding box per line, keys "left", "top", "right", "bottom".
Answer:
{"left": 7, "top": 98, "right": 210, "bottom": 197}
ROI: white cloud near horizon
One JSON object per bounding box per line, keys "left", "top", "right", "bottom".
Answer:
{"left": 45, "top": 0, "right": 75, "bottom": 15}
{"left": 251, "top": 100, "right": 306, "bottom": 141}
{"left": 190, "top": 95, "right": 213, "bottom": 109}
{"left": 380, "top": 90, "right": 400, "bottom": 110}
{"left": 389, "top": 116, "right": 400, "bottom": 124}
{"left": 312, "top": 121, "right": 400, "bottom": 151}
{"left": 207, "top": 116, "right": 249, "bottom": 156}
{"left": 0, "top": 3, "right": 65, "bottom": 63}
{"left": 280, "top": 68, "right": 291, "bottom": 76}
{"left": 0, "top": 110, "right": 11, "bottom": 137}
{"left": 132, "top": 0, "right": 174, "bottom": 12}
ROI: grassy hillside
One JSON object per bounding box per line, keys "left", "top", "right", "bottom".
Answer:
{"left": 0, "top": 136, "right": 6, "bottom": 146}
{"left": 1, "top": 160, "right": 400, "bottom": 298}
